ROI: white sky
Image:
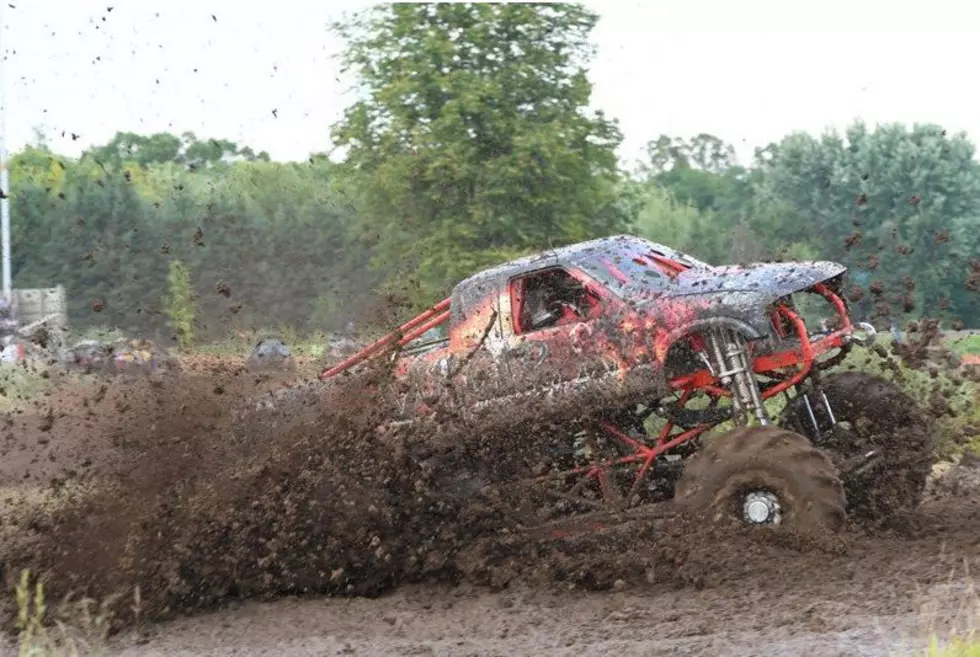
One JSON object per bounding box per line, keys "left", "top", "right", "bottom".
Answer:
{"left": 4, "top": 0, "right": 980, "bottom": 167}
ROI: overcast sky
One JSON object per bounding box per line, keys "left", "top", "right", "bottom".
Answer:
{"left": 4, "top": 0, "right": 980, "bottom": 167}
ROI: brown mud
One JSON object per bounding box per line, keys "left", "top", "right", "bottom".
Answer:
{"left": 0, "top": 334, "right": 977, "bottom": 654}
{"left": 100, "top": 487, "right": 980, "bottom": 656}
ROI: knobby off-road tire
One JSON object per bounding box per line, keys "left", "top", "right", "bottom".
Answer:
{"left": 675, "top": 426, "right": 847, "bottom": 534}
{"left": 779, "top": 371, "right": 936, "bottom": 526}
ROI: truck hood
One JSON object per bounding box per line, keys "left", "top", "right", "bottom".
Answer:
{"left": 662, "top": 261, "right": 847, "bottom": 299}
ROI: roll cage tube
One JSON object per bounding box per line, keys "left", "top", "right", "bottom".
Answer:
{"left": 667, "top": 282, "right": 874, "bottom": 399}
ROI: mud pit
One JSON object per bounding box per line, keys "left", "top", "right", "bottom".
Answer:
{"left": 0, "top": 353, "right": 978, "bottom": 656}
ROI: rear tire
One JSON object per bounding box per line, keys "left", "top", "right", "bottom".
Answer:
{"left": 779, "top": 371, "right": 935, "bottom": 525}
{"left": 675, "top": 426, "right": 847, "bottom": 534}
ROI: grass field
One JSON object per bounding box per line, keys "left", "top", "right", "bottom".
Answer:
{"left": 945, "top": 332, "right": 980, "bottom": 356}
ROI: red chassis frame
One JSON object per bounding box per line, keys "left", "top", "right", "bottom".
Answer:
{"left": 319, "top": 282, "right": 856, "bottom": 512}
{"left": 550, "top": 282, "right": 854, "bottom": 506}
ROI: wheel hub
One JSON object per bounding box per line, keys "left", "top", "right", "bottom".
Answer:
{"left": 742, "top": 490, "right": 781, "bottom": 525}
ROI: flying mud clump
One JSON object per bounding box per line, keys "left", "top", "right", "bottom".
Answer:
{"left": 0, "top": 357, "right": 530, "bottom": 627}
{"left": 0, "top": 352, "right": 821, "bottom": 630}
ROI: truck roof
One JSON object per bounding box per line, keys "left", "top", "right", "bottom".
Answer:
{"left": 448, "top": 235, "right": 712, "bottom": 324}
{"left": 454, "top": 234, "right": 708, "bottom": 293}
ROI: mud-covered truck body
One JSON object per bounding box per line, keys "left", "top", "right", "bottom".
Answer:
{"left": 346, "top": 235, "right": 868, "bottom": 430}
{"left": 244, "top": 235, "right": 934, "bottom": 534}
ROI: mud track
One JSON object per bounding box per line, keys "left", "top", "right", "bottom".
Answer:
{"left": 0, "top": 353, "right": 978, "bottom": 655}
{"left": 101, "top": 489, "right": 980, "bottom": 656}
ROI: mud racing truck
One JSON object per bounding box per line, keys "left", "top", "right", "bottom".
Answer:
{"left": 245, "top": 235, "right": 934, "bottom": 535}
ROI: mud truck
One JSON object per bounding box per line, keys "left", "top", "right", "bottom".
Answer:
{"left": 242, "top": 235, "right": 935, "bottom": 535}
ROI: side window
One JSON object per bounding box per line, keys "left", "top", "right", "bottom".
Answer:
{"left": 511, "top": 267, "right": 602, "bottom": 335}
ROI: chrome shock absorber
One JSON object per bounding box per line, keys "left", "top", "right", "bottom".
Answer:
{"left": 704, "top": 328, "right": 769, "bottom": 426}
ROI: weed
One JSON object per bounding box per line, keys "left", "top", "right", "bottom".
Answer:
{"left": 10, "top": 569, "right": 131, "bottom": 657}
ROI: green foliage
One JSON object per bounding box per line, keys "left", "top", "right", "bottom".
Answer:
{"left": 9, "top": 135, "right": 378, "bottom": 339}
{"left": 754, "top": 121, "right": 980, "bottom": 325}
{"left": 164, "top": 260, "right": 196, "bottom": 351}
{"left": 85, "top": 131, "right": 269, "bottom": 169}
{"left": 633, "top": 122, "right": 980, "bottom": 326}
{"left": 631, "top": 185, "right": 717, "bottom": 261}
{"left": 5, "top": 13, "right": 980, "bottom": 338}
{"left": 9, "top": 120, "right": 980, "bottom": 336}
{"left": 639, "top": 134, "right": 752, "bottom": 222}
{"left": 330, "top": 2, "right": 632, "bottom": 304}
{"left": 921, "top": 634, "right": 980, "bottom": 657}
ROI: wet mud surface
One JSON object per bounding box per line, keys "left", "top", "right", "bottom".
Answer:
{"left": 97, "top": 506, "right": 980, "bottom": 656}
{"left": 0, "top": 347, "right": 978, "bottom": 655}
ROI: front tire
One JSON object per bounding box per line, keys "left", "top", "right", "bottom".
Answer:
{"left": 675, "top": 426, "right": 847, "bottom": 534}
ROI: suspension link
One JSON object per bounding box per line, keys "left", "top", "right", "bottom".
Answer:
{"left": 795, "top": 373, "right": 840, "bottom": 438}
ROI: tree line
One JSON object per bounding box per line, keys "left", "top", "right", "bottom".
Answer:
{"left": 8, "top": 2, "right": 980, "bottom": 345}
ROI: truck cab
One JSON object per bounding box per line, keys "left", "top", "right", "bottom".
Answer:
{"left": 382, "top": 233, "right": 865, "bottom": 432}
{"left": 389, "top": 236, "right": 712, "bottom": 424}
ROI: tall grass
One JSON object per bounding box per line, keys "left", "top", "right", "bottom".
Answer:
{"left": 9, "top": 569, "right": 127, "bottom": 657}
{"left": 899, "top": 563, "right": 980, "bottom": 656}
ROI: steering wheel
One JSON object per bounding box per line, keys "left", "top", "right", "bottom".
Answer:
{"left": 554, "top": 300, "right": 583, "bottom": 319}
{"left": 528, "top": 299, "right": 584, "bottom": 331}
{"left": 529, "top": 305, "right": 560, "bottom": 329}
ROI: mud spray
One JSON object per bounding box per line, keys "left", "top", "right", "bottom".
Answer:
{"left": 0, "top": 324, "right": 977, "bottom": 634}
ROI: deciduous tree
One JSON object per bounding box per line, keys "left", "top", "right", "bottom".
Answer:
{"left": 330, "top": 2, "right": 632, "bottom": 303}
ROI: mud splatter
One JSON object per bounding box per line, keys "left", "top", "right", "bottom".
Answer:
{"left": 0, "top": 314, "right": 976, "bottom": 639}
